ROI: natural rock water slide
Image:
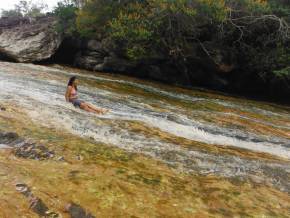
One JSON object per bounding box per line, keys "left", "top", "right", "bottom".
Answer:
{"left": 0, "top": 61, "right": 290, "bottom": 217}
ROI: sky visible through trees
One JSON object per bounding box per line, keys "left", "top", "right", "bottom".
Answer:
{"left": 0, "top": 0, "right": 59, "bottom": 11}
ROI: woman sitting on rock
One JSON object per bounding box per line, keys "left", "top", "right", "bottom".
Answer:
{"left": 65, "top": 76, "right": 107, "bottom": 114}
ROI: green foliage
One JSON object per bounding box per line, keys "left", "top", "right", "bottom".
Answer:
{"left": 15, "top": 0, "right": 48, "bottom": 17}
{"left": 149, "top": 0, "right": 197, "bottom": 17}
{"left": 76, "top": 0, "right": 122, "bottom": 38}
{"left": 272, "top": 45, "right": 290, "bottom": 79}
{"left": 72, "top": 0, "right": 290, "bottom": 81}
{"left": 197, "top": 0, "right": 228, "bottom": 22}
{"left": 53, "top": 1, "right": 78, "bottom": 36}
{"left": 3, "top": 0, "right": 285, "bottom": 83}
{"left": 109, "top": 2, "right": 153, "bottom": 59}
{"left": 244, "top": 0, "right": 270, "bottom": 13}
{"left": 273, "top": 67, "right": 290, "bottom": 79}
{"left": 268, "top": 0, "right": 290, "bottom": 17}
{"left": 107, "top": 0, "right": 200, "bottom": 59}
{"left": 1, "top": 9, "right": 23, "bottom": 18}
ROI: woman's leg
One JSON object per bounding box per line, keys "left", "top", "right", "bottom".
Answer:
{"left": 80, "top": 103, "right": 96, "bottom": 113}
{"left": 86, "top": 103, "right": 107, "bottom": 113}
{"left": 80, "top": 103, "right": 105, "bottom": 114}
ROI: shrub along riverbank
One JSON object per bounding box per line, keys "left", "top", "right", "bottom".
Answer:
{"left": 2, "top": 0, "right": 290, "bottom": 102}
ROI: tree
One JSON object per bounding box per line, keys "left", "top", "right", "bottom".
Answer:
{"left": 13, "top": 0, "right": 47, "bottom": 17}
{"left": 53, "top": 1, "right": 78, "bottom": 36}
{"left": 1, "top": 9, "right": 23, "bottom": 18}
{"left": 75, "top": 0, "right": 140, "bottom": 38}
{"left": 72, "top": 0, "right": 88, "bottom": 8}
{"left": 51, "top": 0, "right": 290, "bottom": 81}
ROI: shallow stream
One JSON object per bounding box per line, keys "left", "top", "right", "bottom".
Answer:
{"left": 0, "top": 61, "right": 290, "bottom": 194}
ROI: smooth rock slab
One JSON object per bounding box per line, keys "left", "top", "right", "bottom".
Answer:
{"left": 0, "top": 16, "right": 62, "bottom": 62}
{"left": 65, "top": 203, "right": 95, "bottom": 218}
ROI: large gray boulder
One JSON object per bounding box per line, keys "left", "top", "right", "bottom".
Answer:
{"left": 0, "top": 16, "right": 62, "bottom": 62}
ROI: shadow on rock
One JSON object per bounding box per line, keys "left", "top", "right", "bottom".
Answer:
{"left": 65, "top": 203, "right": 96, "bottom": 218}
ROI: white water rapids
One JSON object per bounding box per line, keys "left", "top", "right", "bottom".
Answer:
{"left": 0, "top": 62, "right": 290, "bottom": 192}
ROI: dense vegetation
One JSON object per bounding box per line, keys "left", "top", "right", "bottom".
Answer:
{"left": 55, "top": 0, "right": 290, "bottom": 88}
{"left": 2, "top": 0, "right": 290, "bottom": 98}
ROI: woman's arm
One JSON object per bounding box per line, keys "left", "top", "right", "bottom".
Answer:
{"left": 65, "top": 86, "right": 72, "bottom": 102}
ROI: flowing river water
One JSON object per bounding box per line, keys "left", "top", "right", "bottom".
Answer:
{"left": 0, "top": 61, "right": 290, "bottom": 217}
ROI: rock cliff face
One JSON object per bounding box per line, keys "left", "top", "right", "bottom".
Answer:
{"left": 72, "top": 39, "right": 230, "bottom": 88}
{"left": 0, "top": 16, "right": 62, "bottom": 62}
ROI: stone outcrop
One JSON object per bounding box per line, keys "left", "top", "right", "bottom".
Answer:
{"left": 13, "top": 142, "right": 55, "bottom": 160}
{"left": 68, "top": 38, "right": 231, "bottom": 88}
{"left": 15, "top": 183, "right": 59, "bottom": 217}
{"left": 0, "top": 16, "right": 62, "bottom": 62}
{"left": 73, "top": 39, "right": 138, "bottom": 73}
{"left": 0, "top": 131, "right": 59, "bottom": 161}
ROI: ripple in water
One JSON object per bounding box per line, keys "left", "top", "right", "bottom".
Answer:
{"left": 0, "top": 63, "right": 290, "bottom": 192}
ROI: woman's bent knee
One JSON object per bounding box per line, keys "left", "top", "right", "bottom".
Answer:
{"left": 80, "top": 103, "right": 86, "bottom": 109}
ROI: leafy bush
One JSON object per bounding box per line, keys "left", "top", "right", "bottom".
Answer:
{"left": 29, "top": 0, "right": 288, "bottom": 86}
{"left": 76, "top": 0, "right": 123, "bottom": 38}
{"left": 53, "top": 1, "right": 78, "bottom": 36}
{"left": 273, "top": 67, "right": 290, "bottom": 79}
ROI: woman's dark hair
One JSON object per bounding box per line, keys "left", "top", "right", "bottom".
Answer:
{"left": 68, "top": 76, "right": 77, "bottom": 90}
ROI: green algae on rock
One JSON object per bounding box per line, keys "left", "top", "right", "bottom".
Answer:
{"left": 0, "top": 62, "right": 290, "bottom": 217}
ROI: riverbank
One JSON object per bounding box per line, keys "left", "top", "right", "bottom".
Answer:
{"left": 0, "top": 15, "right": 289, "bottom": 104}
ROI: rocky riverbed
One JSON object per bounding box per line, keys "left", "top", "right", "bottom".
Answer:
{"left": 0, "top": 61, "right": 290, "bottom": 217}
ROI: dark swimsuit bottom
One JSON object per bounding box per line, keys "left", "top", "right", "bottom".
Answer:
{"left": 70, "top": 99, "right": 84, "bottom": 108}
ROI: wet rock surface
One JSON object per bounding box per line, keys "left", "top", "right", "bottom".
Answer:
{"left": 0, "top": 131, "right": 57, "bottom": 160}
{"left": 15, "top": 183, "right": 59, "bottom": 217}
{"left": 65, "top": 203, "right": 95, "bottom": 218}
{"left": 14, "top": 142, "right": 55, "bottom": 160}
{"left": 15, "top": 182, "right": 95, "bottom": 218}
{"left": 0, "top": 63, "right": 290, "bottom": 217}
{"left": 0, "top": 132, "right": 23, "bottom": 146}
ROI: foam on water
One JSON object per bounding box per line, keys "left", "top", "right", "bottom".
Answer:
{"left": 19, "top": 63, "right": 205, "bottom": 102}
{"left": 0, "top": 144, "right": 10, "bottom": 149}
{"left": 24, "top": 63, "right": 290, "bottom": 118}
{"left": 1, "top": 63, "right": 290, "bottom": 192}
{"left": 18, "top": 102, "right": 290, "bottom": 192}
{"left": 0, "top": 68, "right": 289, "bottom": 161}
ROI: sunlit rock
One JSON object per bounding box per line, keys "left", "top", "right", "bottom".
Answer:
{"left": 0, "top": 16, "right": 62, "bottom": 62}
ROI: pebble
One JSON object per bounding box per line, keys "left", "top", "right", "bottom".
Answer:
{"left": 76, "top": 155, "right": 83, "bottom": 161}
{"left": 57, "top": 156, "right": 65, "bottom": 161}
{"left": 15, "top": 183, "right": 31, "bottom": 197}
